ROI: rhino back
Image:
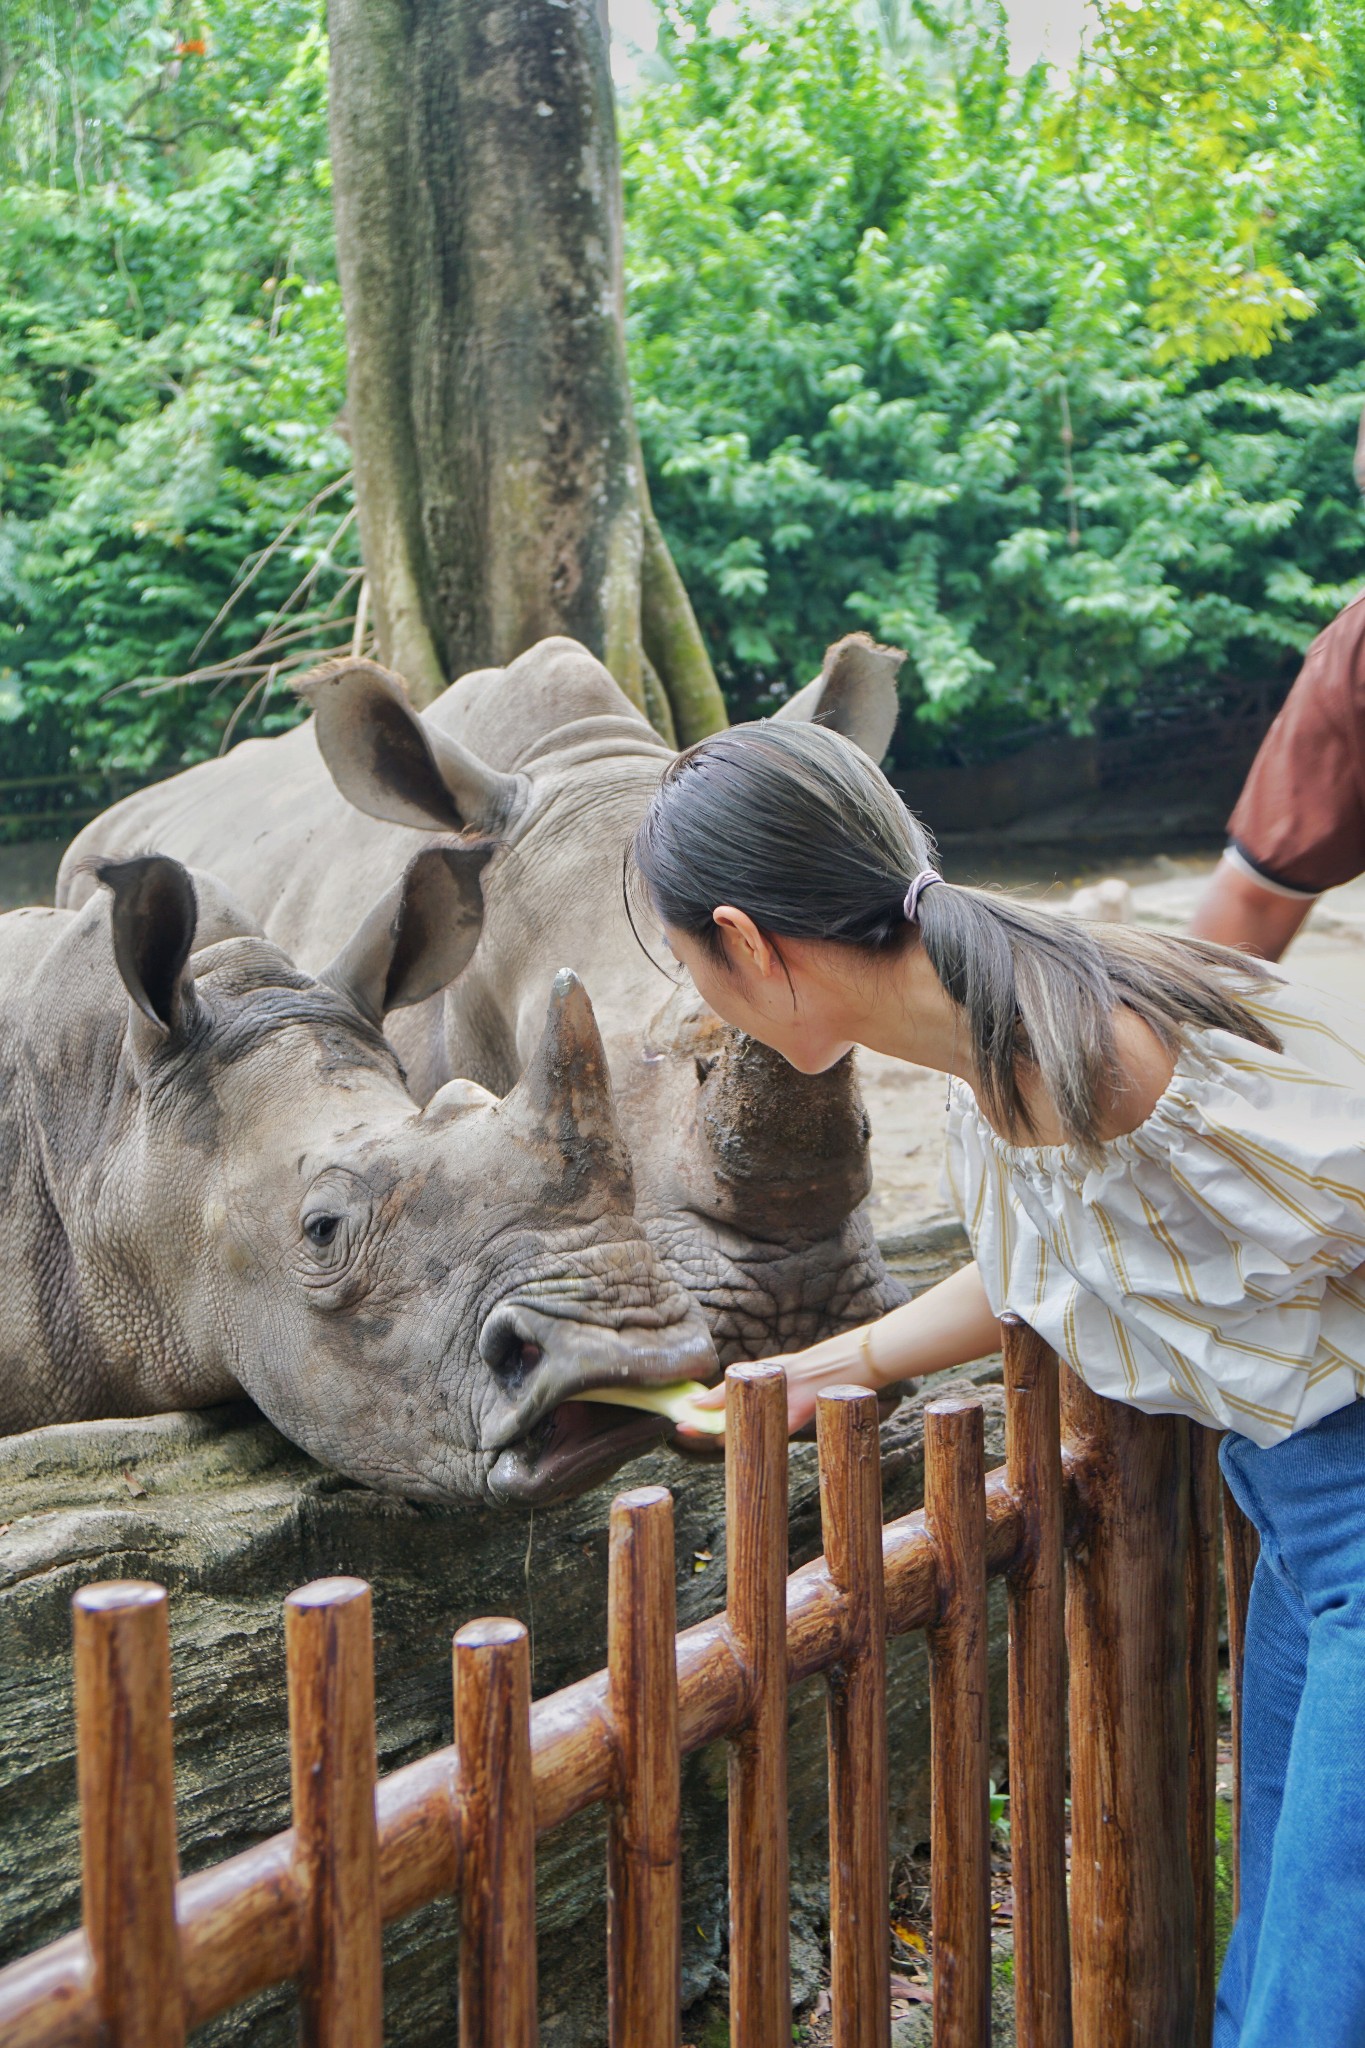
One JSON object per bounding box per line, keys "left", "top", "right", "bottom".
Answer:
{"left": 58, "top": 722, "right": 424, "bottom": 972}
{"left": 0, "top": 903, "right": 69, "bottom": 994}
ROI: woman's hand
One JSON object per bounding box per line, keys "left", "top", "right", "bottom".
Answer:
{"left": 676, "top": 1328, "right": 881, "bottom": 1443}
{"left": 674, "top": 1260, "right": 1000, "bottom": 1445}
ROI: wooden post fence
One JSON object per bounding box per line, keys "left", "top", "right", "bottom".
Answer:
{"left": 0, "top": 1333, "right": 1237, "bottom": 2048}
{"left": 607, "top": 1486, "right": 681, "bottom": 2048}
{"left": 925, "top": 1397, "right": 990, "bottom": 2048}
{"left": 73, "top": 1582, "right": 185, "bottom": 2048}
{"left": 285, "top": 1577, "right": 383, "bottom": 2048}
{"left": 1002, "top": 1319, "right": 1072, "bottom": 2048}
{"left": 819, "top": 1386, "right": 891, "bottom": 2048}
{"left": 723, "top": 1362, "right": 791, "bottom": 2048}
{"left": 454, "top": 1617, "right": 538, "bottom": 2048}
{"left": 1062, "top": 1366, "right": 1196, "bottom": 2048}
{"left": 1186, "top": 1426, "right": 1223, "bottom": 2048}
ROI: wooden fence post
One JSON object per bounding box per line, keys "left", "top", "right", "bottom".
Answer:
{"left": 817, "top": 1386, "right": 890, "bottom": 2048}
{"left": 1186, "top": 1427, "right": 1222, "bottom": 2048}
{"left": 607, "top": 1486, "right": 681, "bottom": 2048}
{"left": 73, "top": 1581, "right": 186, "bottom": 2048}
{"left": 925, "top": 1397, "right": 991, "bottom": 2048}
{"left": 454, "top": 1618, "right": 538, "bottom": 2048}
{"left": 1002, "top": 1322, "right": 1072, "bottom": 2048}
{"left": 285, "top": 1577, "right": 383, "bottom": 2048}
{"left": 1062, "top": 1367, "right": 1195, "bottom": 2048}
{"left": 724, "top": 1363, "right": 791, "bottom": 2048}
{"left": 1221, "top": 1486, "right": 1260, "bottom": 1915}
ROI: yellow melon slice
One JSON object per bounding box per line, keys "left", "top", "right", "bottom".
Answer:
{"left": 576, "top": 1380, "right": 726, "bottom": 1435}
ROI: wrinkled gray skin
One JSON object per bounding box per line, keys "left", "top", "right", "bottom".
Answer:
{"left": 5, "top": 850, "right": 713, "bottom": 1504}
{"left": 61, "top": 635, "right": 909, "bottom": 1357}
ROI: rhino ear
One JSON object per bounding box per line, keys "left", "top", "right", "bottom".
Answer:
{"left": 89, "top": 854, "right": 200, "bottom": 1035}
{"left": 297, "top": 658, "right": 526, "bottom": 835}
{"left": 770, "top": 633, "right": 904, "bottom": 763}
{"left": 321, "top": 842, "right": 492, "bottom": 1027}
{"left": 420, "top": 1076, "right": 500, "bottom": 1128}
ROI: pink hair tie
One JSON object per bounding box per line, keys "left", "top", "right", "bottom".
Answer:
{"left": 903, "top": 869, "right": 942, "bottom": 923}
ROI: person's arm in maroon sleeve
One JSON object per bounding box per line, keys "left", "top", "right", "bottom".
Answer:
{"left": 1190, "top": 597, "right": 1365, "bottom": 961}
{"left": 1189, "top": 850, "right": 1317, "bottom": 961}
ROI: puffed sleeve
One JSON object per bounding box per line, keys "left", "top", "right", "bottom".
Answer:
{"left": 940, "top": 1007, "right": 1365, "bottom": 1447}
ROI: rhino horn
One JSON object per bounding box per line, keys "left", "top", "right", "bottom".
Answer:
{"left": 298, "top": 657, "right": 526, "bottom": 835}
{"left": 700, "top": 1028, "right": 871, "bottom": 1229}
{"left": 770, "top": 632, "right": 904, "bottom": 764}
{"left": 503, "top": 970, "right": 634, "bottom": 1200}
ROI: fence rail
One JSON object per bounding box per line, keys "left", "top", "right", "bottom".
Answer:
{"left": 0, "top": 768, "right": 171, "bottom": 836}
{"left": 0, "top": 1324, "right": 1255, "bottom": 2048}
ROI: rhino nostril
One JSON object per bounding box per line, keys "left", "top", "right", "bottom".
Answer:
{"left": 695, "top": 1055, "right": 717, "bottom": 1085}
{"left": 493, "top": 1336, "right": 542, "bottom": 1390}
{"left": 479, "top": 1306, "right": 548, "bottom": 1390}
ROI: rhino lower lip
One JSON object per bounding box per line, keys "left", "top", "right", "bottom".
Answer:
{"left": 487, "top": 1400, "right": 669, "bottom": 1505}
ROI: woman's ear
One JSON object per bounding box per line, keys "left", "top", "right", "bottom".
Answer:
{"left": 713, "top": 905, "right": 777, "bottom": 980}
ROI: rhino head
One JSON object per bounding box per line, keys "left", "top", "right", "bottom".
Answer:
{"left": 298, "top": 633, "right": 909, "bottom": 1359}
{"left": 13, "top": 851, "right": 714, "bottom": 1503}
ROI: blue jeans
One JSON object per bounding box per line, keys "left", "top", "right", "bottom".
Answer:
{"left": 1215, "top": 1398, "right": 1365, "bottom": 2048}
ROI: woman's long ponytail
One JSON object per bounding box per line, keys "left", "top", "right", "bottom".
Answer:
{"left": 632, "top": 720, "right": 1279, "bottom": 1153}
{"left": 923, "top": 881, "right": 1286, "bottom": 1147}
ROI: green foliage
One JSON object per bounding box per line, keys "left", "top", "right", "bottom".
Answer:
{"left": 989, "top": 1778, "right": 1010, "bottom": 1844}
{"left": 1215, "top": 1792, "right": 1236, "bottom": 1974}
{"left": 621, "top": 0, "right": 1365, "bottom": 747}
{"left": 3, "top": 0, "right": 1365, "bottom": 778}
{"left": 0, "top": 0, "right": 348, "bottom": 781}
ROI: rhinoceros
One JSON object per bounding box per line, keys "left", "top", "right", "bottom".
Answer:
{"left": 4, "top": 848, "right": 714, "bottom": 1503}
{"left": 60, "top": 635, "right": 908, "bottom": 1357}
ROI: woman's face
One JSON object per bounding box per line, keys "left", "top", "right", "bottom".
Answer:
{"left": 661, "top": 918, "right": 856, "bottom": 1075}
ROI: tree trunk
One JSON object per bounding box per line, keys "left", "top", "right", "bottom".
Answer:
{"left": 327, "top": 0, "right": 726, "bottom": 740}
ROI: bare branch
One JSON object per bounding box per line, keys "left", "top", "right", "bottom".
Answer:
{"left": 184, "top": 472, "right": 353, "bottom": 668}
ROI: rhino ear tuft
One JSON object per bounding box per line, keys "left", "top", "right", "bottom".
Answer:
{"left": 321, "top": 842, "right": 493, "bottom": 1026}
{"left": 769, "top": 632, "right": 904, "bottom": 763}
{"left": 298, "top": 657, "right": 525, "bottom": 835}
{"left": 87, "top": 854, "right": 200, "bottom": 1034}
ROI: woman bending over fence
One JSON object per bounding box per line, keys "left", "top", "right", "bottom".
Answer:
{"left": 631, "top": 717, "right": 1365, "bottom": 2048}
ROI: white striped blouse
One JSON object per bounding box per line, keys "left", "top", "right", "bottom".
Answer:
{"left": 943, "top": 975, "right": 1365, "bottom": 1446}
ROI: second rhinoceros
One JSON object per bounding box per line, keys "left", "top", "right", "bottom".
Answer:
{"left": 60, "top": 635, "right": 909, "bottom": 1357}
{"left": 4, "top": 849, "right": 713, "bottom": 1503}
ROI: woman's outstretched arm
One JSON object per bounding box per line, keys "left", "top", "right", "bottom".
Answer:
{"left": 683, "top": 1259, "right": 1000, "bottom": 1437}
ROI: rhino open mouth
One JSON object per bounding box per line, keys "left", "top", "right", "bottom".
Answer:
{"left": 487, "top": 1400, "right": 673, "bottom": 1505}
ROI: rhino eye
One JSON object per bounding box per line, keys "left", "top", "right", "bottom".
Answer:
{"left": 304, "top": 1213, "right": 342, "bottom": 1249}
